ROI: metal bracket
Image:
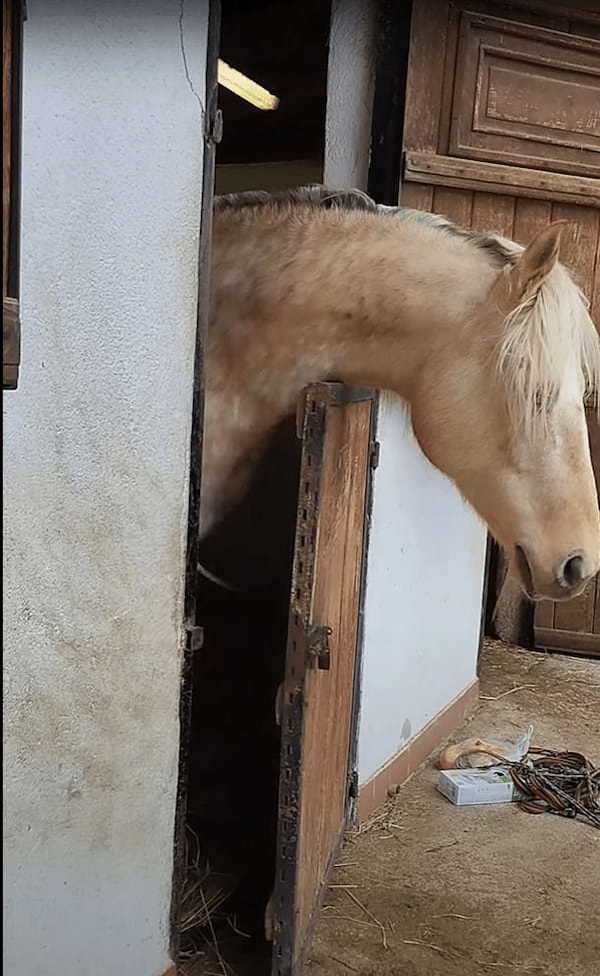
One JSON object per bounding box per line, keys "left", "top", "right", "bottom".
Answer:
{"left": 370, "top": 439, "right": 380, "bottom": 470}
{"left": 306, "top": 624, "right": 332, "bottom": 670}
{"left": 3, "top": 298, "right": 21, "bottom": 390}
{"left": 184, "top": 625, "right": 204, "bottom": 652}
{"left": 295, "top": 382, "right": 376, "bottom": 438}
{"left": 205, "top": 107, "right": 223, "bottom": 145}
{"left": 323, "top": 383, "right": 377, "bottom": 406}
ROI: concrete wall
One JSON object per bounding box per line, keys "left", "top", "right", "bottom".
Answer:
{"left": 3, "top": 2, "right": 208, "bottom": 973}
{"left": 323, "top": 0, "right": 487, "bottom": 788}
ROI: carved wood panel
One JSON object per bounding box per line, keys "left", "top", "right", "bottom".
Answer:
{"left": 450, "top": 12, "right": 600, "bottom": 177}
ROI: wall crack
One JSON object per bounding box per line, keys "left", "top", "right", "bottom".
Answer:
{"left": 178, "top": 0, "right": 205, "bottom": 117}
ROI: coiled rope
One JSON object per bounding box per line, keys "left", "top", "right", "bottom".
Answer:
{"left": 509, "top": 749, "right": 600, "bottom": 828}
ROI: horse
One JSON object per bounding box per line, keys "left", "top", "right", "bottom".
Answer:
{"left": 201, "top": 185, "right": 600, "bottom": 603}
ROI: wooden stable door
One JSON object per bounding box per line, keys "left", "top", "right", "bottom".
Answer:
{"left": 536, "top": 413, "right": 600, "bottom": 656}
{"left": 271, "top": 384, "right": 376, "bottom": 976}
{"left": 402, "top": 0, "right": 600, "bottom": 657}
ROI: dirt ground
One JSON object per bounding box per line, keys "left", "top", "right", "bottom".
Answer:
{"left": 306, "top": 640, "right": 600, "bottom": 976}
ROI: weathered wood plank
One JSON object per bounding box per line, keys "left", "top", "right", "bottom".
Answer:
{"left": 471, "top": 192, "right": 515, "bottom": 237}
{"left": 402, "top": 0, "right": 450, "bottom": 153}
{"left": 400, "top": 183, "right": 433, "bottom": 211}
{"left": 404, "top": 153, "right": 600, "bottom": 208}
{"left": 535, "top": 627, "right": 600, "bottom": 657}
{"left": 433, "top": 186, "right": 473, "bottom": 227}
{"left": 512, "top": 198, "right": 553, "bottom": 246}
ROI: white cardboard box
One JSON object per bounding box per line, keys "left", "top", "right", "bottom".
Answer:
{"left": 437, "top": 766, "right": 519, "bottom": 806}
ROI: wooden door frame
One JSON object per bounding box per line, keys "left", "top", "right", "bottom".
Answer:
{"left": 3, "top": 0, "right": 25, "bottom": 390}
{"left": 169, "top": 0, "right": 222, "bottom": 958}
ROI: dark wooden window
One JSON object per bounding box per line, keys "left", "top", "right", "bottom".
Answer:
{"left": 3, "top": 0, "right": 24, "bottom": 390}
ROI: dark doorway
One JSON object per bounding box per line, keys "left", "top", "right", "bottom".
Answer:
{"left": 180, "top": 419, "right": 302, "bottom": 973}
{"left": 176, "top": 3, "right": 333, "bottom": 972}
{"left": 216, "top": 0, "right": 332, "bottom": 194}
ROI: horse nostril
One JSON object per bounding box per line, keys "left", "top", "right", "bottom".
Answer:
{"left": 560, "top": 554, "right": 585, "bottom": 588}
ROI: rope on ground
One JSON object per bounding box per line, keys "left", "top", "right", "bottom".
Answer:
{"left": 508, "top": 749, "right": 600, "bottom": 829}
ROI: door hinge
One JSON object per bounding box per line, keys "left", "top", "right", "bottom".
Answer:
{"left": 306, "top": 624, "right": 331, "bottom": 670}
{"left": 3, "top": 298, "right": 21, "bottom": 391}
{"left": 205, "top": 107, "right": 223, "bottom": 145}
{"left": 185, "top": 625, "right": 204, "bottom": 652}
{"left": 370, "top": 440, "right": 380, "bottom": 470}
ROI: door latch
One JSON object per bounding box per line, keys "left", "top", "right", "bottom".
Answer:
{"left": 306, "top": 624, "right": 332, "bottom": 670}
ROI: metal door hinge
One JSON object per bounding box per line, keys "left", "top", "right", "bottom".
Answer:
{"left": 370, "top": 440, "right": 380, "bottom": 470}
{"left": 205, "top": 108, "right": 223, "bottom": 145}
{"left": 185, "top": 625, "right": 204, "bottom": 652}
{"left": 306, "top": 624, "right": 331, "bottom": 670}
{"left": 3, "top": 298, "right": 21, "bottom": 390}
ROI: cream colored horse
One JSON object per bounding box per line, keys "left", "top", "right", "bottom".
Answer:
{"left": 202, "top": 187, "right": 600, "bottom": 602}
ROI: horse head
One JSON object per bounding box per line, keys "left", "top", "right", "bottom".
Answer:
{"left": 410, "top": 223, "right": 600, "bottom": 601}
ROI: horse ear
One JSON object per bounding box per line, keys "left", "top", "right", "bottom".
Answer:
{"left": 509, "top": 222, "right": 567, "bottom": 299}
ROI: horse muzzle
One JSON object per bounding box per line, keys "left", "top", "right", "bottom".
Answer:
{"left": 515, "top": 544, "right": 598, "bottom": 602}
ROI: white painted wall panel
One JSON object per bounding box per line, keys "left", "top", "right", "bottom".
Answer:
{"left": 3, "top": 2, "right": 208, "bottom": 972}
{"left": 358, "top": 396, "right": 486, "bottom": 784}
{"left": 324, "top": 0, "right": 377, "bottom": 191}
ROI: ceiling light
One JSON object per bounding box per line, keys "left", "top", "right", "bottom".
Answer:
{"left": 217, "top": 60, "right": 279, "bottom": 111}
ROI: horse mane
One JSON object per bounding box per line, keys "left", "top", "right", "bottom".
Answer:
{"left": 215, "top": 184, "right": 516, "bottom": 267}
{"left": 214, "top": 184, "right": 379, "bottom": 213}
{"left": 497, "top": 263, "right": 600, "bottom": 439}
{"left": 214, "top": 185, "right": 600, "bottom": 434}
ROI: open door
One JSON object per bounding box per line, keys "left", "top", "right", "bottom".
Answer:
{"left": 271, "top": 383, "right": 377, "bottom": 976}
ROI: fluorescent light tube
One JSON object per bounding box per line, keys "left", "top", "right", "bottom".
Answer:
{"left": 217, "top": 60, "right": 279, "bottom": 111}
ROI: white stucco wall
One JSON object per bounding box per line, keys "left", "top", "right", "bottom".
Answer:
{"left": 323, "top": 0, "right": 377, "bottom": 190}
{"left": 357, "top": 400, "right": 487, "bottom": 783}
{"left": 3, "top": 2, "right": 208, "bottom": 973}
{"left": 323, "top": 0, "right": 486, "bottom": 788}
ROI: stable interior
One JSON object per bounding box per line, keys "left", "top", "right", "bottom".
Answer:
{"left": 177, "top": 4, "right": 331, "bottom": 970}
{"left": 181, "top": 419, "right": 301, "bottom": 972}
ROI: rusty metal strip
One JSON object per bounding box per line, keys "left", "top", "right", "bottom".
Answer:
{"left": 271, "top": 386, "right": 327, "bottom": 976}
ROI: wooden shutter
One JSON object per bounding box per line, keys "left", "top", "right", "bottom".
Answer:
{"left": 401, "top": 0, "right": 600, "bottom": 658}
{"left": 3, "top": 0, "right": 24, "bottom": 390}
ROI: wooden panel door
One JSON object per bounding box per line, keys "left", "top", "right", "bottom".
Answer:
{"left": 271, "top": 383, "right": 376, "bottom": 976}
{"left": 536, "top": 406, "right": 600, "bottom": 657}
{"left": 402, "top": 0, "right": 600, "bottom": 657}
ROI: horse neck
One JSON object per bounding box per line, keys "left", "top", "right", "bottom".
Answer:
{"left": 202, "top": 213, "right": 496, "bottom": 531}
